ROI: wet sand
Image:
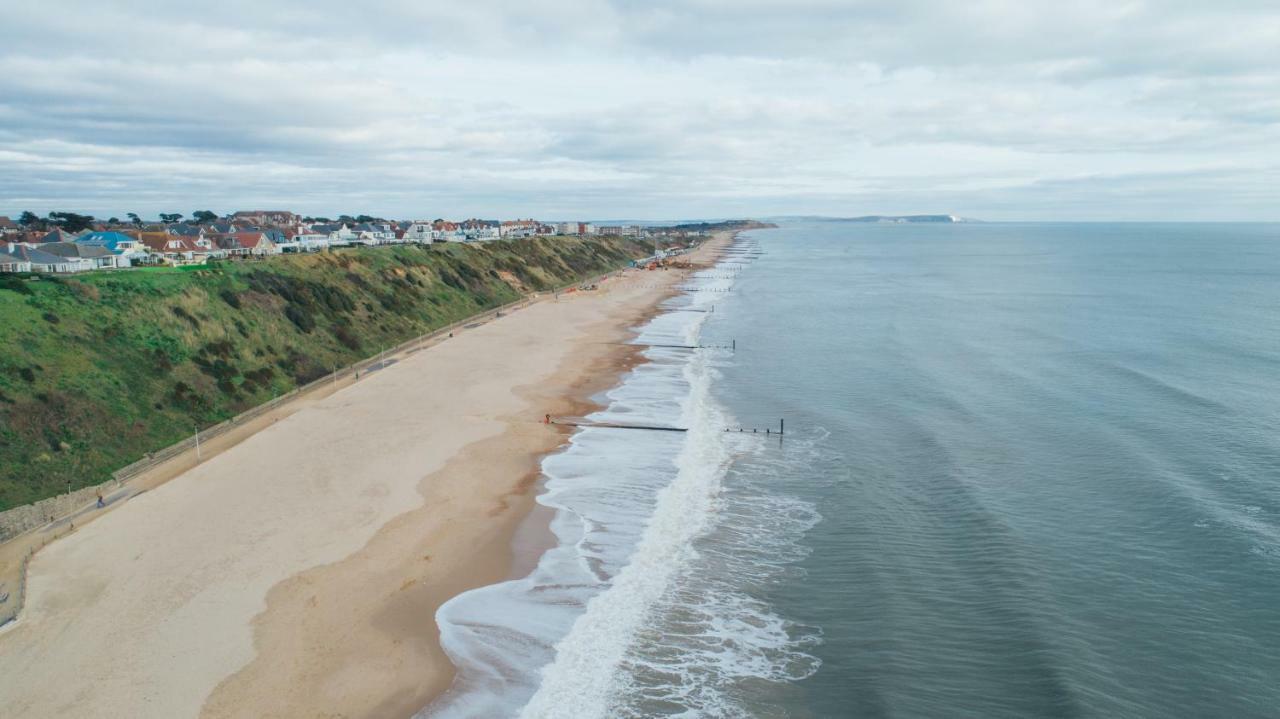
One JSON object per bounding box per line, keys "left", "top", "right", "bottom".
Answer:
{"left": 0, "top": 234, "right": 727, "bottom": 719}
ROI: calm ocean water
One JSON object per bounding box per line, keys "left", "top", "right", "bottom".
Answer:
{"left": 427, "top": 221, "right": 1280, "bottom": 718}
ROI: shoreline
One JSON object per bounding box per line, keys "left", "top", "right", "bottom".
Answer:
{"left": 0, "top": 232, "right": 731, "bottom": 719}
{"left": 208, "top": 234, "right": 729, "bottom": 719}
{"left": 201, "top": 293, "right": 675, "bottom": 719}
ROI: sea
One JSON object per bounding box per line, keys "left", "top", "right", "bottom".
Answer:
{"left": 421, "top": 221, "right": 1280, "bottom": 718}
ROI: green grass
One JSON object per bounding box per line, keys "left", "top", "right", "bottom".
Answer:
{"left": 0, "top": 236, "right": 651, "bottom": 510}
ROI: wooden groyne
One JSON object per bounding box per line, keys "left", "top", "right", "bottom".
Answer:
{"left": 548, "top": 416, "right": 785, "bottom": 436}
{"left": 549, "top": 417, "right": 688, "bottom": 432}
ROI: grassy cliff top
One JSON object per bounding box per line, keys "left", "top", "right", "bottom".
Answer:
{"left": 0, "top": 236, "right": 651, "bottom": 510}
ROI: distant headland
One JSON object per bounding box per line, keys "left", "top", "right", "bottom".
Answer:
{"left": 667, "top": 219, "right": 779, "bottom": 232}
{"left": 833, "top": 214, "right": 976, "bottom": 223}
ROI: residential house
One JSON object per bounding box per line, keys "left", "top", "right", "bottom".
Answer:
{"left": 3, "top": 231, "right": 42, "bottom": 247}
{"left": 2, "top": 244, "right": 93, "bottom": 273}
{"left": 40, "top": 242, "right": 126, "bottom": 270}
{"left": 37, "top": 228, "right": 82, "bottom": 244}
{"left": 0, "top": 244, "right": 30, "bottom": 272}
{"left": 403, "top": 222, "right": 435, "bottom": 243}
{"left": 500, "top": 219, "right": 539, "bottom": 239}
{"left": 293, "top": 231, "right": 331, "bottom": 252}
{"left": 167, "top": 224, "right": 206, "bottom": 240}
{"left": 231, "top": 210, "right": 299, "bottom": 227}
{"left": 217, "top": 232, "right": 278, "bottom": 257}
{"left": 431, "top": 220, "right": 464, "bottom": 242}
{"left": 350, "top": 222, "right": 398, "bottom": 245}
{"left": 0, "top": 217, "right": 18, "bottom": 235}
{"left": 460, "top": 219, "right": 501, "bottom": 241}
{"left": 311, "top": 223, "right": 355, "bottom": 246}
{"left": 77, "top": 231, "right": 147, "bottom": 263}
{"left": 139, "top": 232, "right": 208, "bottom": 264}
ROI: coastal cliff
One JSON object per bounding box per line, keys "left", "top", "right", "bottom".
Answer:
{"left": 0, "top": 236, "right": 651, "bottom": 510}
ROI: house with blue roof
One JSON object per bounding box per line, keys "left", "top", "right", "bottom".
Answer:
{"left": 77, "top": 231, "right": 148, "bottom": 264}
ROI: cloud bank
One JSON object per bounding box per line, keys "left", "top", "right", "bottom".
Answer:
{"left": 1, "top": 0, "right": 1277, "bottom": 219}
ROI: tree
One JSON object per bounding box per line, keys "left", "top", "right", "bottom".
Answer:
{"left": 47, "top": 211, "right": 95, "bottom": 233}
{"left": 18, "top": 210, "right": 42, "bottom": 228}
{"left": 127, "top": 213, "right": 142, "bottom": 226}
{"left": 191, "top": 210, "right": 217, "bottom": 224}
{"left": 108, "top": 217, "right": 120, "bottom": 225}
{"left": 159, "top": 213, "right": 183, "bottom": 224}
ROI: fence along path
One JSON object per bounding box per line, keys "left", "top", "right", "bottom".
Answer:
{"left": 110, "top": 267, "right": 623, "bottom": 485}
{"left": 0, "top": 265, "right": 627, "bottom": 625}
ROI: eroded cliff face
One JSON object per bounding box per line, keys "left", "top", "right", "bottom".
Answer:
{"left": 0, "top": 235, "right": 651, "bottom": 509}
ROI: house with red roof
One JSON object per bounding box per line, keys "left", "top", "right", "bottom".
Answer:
{"left": 138, "top": 233, "right": 208, "bottom": 265}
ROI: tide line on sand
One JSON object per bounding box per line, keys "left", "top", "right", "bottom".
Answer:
{"left": 0, "top": 233, "right": 734, "bottom": 719}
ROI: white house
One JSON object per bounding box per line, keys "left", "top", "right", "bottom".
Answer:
{"left": 312, "top": 223, "right": 355, "bottom": 246}
{"left": 295, "top": 232, "right": 331, "bottom": 252}
{"left": 404, "top": 222, "right": 435, "bottom": 243}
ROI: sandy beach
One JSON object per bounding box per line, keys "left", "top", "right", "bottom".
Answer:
{"left": 0, "top": 234, "right": 726, "bottom": 719}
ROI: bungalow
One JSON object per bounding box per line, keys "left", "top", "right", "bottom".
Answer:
{"left": 2, "top": 244, "right": 93, "bottom": 273}
{"left": 0, "top": 242, "right": 30, "bottom": 272}
{"left": 41, "top": 242, "right": 127, "bottom": 269}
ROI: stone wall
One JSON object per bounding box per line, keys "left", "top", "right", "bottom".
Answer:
{"left": 0, "top": 478, "right": 119, "bottom": 542}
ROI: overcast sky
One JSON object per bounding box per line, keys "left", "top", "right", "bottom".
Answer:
{"left": 1, "top": 1, "right": 1277, "bottom": 221}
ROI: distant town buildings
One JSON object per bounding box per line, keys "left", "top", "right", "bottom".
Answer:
{"left": 0, "top": 210, "right": 695, "bottom": 274}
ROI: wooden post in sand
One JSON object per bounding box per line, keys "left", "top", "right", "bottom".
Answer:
{"left": 194, "top": 426, "right": 202, "bottom": 462}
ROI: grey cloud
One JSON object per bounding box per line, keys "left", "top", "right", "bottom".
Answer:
{"left": 0, "top": 0, "right": 1277, "bottom": 219}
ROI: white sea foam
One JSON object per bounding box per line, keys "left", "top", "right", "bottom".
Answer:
{"left": 422, "top": 265, "right": 817, "bottom": 719}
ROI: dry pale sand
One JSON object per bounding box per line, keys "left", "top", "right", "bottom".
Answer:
{"left": 0, "top": 235, "right": 725, "bottom": 719}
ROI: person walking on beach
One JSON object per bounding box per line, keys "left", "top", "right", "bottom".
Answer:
{"left": 96, "top": 493, "right": 104, "bottom": 509}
